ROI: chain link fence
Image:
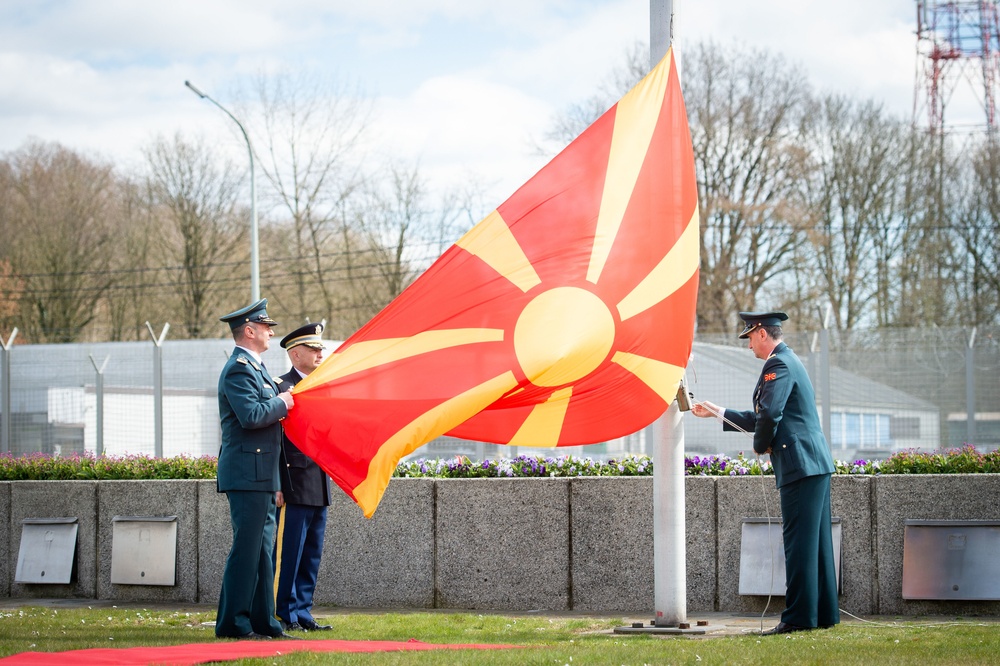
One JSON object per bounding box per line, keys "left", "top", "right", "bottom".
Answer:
{"left": 1, "top": 325, "right": 998, "bottom": 462}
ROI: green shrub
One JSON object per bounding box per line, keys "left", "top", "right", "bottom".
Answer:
{"left": 0, "top": 445, "right": 997, "bottom": 480}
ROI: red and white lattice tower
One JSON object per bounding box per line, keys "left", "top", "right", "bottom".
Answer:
{"left": 914, "top": 0, "right": 1000, "bottom": 135}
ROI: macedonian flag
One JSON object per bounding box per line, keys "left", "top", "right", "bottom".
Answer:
{"left": 282, "top": 48, "right": 699, "bottom": 517}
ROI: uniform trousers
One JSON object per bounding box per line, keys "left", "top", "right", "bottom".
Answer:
{"left": 273, "top": 503, "right": 328, "bottom": 625}
{"left": 779, "top": 473, "right": 840, "bottom": 628}
{"left": 216, "top": 490, "right": 283, "bottom": 638}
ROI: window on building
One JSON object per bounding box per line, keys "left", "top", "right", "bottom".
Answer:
{"left": 830, "top": 412, "right": 895, "bottom": 449}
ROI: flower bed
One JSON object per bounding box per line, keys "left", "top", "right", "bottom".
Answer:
{"left": 0, "top": 452, "right": 218, "bottom": 480}
{"left": 0, "top": 445, "right": 997, "bottom": 480}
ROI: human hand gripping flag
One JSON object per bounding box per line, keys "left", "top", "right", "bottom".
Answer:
{"left": 281, "top": 48, "right": 699, "bottom": 517}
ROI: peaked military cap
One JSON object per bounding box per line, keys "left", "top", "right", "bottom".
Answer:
{"left": 738, "top": 311, "right": 788, "bottom": 339}
{"left": 219, "top": 298, "right": 278, "bottom": 331}
{"left": 281, "top": 322, "right": 325, "bottom": 350}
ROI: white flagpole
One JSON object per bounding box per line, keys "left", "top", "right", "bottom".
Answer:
{"left": 649, "top": 0, "right": 687, "bottom": 628}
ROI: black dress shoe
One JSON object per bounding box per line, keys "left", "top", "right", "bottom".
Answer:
{"left": 299, "top": 618, "right": 333, "bottom": 631}
{"left": 273, "top": 631, "right": 304, "bottom": 640}
{"left": 761, "top": 622, "right": 811, "bottom": 635}
{"left": 280, "top": 621, "right": 303, "bottom": 631}
{"left": 234, "top": 631, "right": 272, "bottom": 640}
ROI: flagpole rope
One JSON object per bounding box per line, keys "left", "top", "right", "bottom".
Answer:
{"left": 690, "top": 399, "right": 775, "bottom": 635}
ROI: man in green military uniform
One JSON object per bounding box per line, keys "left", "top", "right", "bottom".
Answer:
{"left": 215, "top": 298, "right": 298, "bottom": 640}
{"left": 692, "top": 311, "right": 840, "bottom": 635}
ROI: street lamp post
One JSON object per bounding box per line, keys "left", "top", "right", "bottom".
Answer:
{"left": 184, "top": 80, "right": 260, "bottom": 302}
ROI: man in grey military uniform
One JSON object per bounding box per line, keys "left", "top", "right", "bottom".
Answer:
{"left": 691, "top": 311, "right": 840, "bottom": 635}
{"left": 215, "top": 298, "right": 299, "bottom": 641}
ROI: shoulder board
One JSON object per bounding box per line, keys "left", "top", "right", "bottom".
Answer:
{"left": 236, "top": 356, "right": 248, "bottom": 365}
{"left": 274, "top": 377, "right": 284, "bottom": 384}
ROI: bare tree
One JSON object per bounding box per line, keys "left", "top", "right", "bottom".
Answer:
{"left": 143, "top": 133, "right": 247, "bottom": 337}
{"left": 327, "top": 162, "right": 463, "bottom": 337}
{"left": 0, "top": 259, "right": 23, "bottom": 334}
{"left": 685, "top": 41, "right": 813, "bottom": 333}
{"left": 0, "top": 162, "right": 21, "bottom": 332}
{"left": 235, "top": 70, "right": 372, "bottom": 325}
{"left": 800, "top": 96, "right": 910, "bottom": 333}
{"left": 952, "top": 137, "right": 1000, "bottom": 324}
{"left": 0, "top": 141, "right": 119, "bottom": 342}
{"left": 892, "top": 130, "right": 964, "bottom": 327}
{"left": 103, "top": 177, "right": 164, "bottom": 340}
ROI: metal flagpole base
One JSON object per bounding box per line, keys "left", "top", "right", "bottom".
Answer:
{"left": 614, "top": 619, "right": 727, "bottom": 635}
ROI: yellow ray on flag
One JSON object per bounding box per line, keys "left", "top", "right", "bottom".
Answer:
{"left": 353, "top": 371, "right": 520, "bottom": 514}
{"left": 611, "top": 351, "right": 686, "bottom": 403}
{"left": 587, "top": 50, "right": 672, "bottom": 284}
{"left": 616, "top": 205, "right": 700, "bottom": 322}
{"left": 505, "top": 387, "right": 574, "bottom": 447}
{"left": 297, "top": 328, "right": 505, "bottom": 390}
{"left": 456, "top": 209, "right": 542, "bottom": 292}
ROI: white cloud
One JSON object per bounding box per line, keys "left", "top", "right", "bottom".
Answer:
{"left": 0, "top": 0, "right": 973, "bottom": 194}
{"left": 372, "top": 75, "right": 552, "bottom": 204}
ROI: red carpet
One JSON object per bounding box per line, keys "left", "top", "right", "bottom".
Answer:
{"left": 0, "top": 638, "right": 523, "bottom": 665}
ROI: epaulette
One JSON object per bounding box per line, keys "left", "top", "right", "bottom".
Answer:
{"left": 274, "top": 377, "right": 284, "bottom": 384}
{"left": 236, "top": 356, "right": 248, "bottom": 365}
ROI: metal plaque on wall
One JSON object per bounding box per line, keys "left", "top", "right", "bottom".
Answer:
{"left": 110, "top": 516, "right": 178, "bottom": 586}
{"left": 15, "top": 518, "right": 79, "bottom": 584}
{"left": 902, "top": 520, "right": 1000, "bottom": 600}
{"left": 738, "top": 517, "right": 842, "bottom": 596}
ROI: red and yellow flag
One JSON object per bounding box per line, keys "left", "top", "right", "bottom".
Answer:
{"left": 282, "top": 48, "right": 699, "bottom": 517}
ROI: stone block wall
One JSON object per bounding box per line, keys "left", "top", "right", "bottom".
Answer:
{"left": 1, "top": 475, "right": 999, "bottom": 615}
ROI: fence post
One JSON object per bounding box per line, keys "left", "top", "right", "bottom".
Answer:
{"left": 145, "top": 322, "right": 170, "bottom": 458}
{"left": 966, "top": 327, "right": 977, "bottom": 445}
{"left": 818, "top": 305, "right": 832, "bottom": 446}
{"left": 1, "top": 328, "right": 18, "bottom": 454}
{"left": 88, "top": 354, "right": 110, "bottom": 456}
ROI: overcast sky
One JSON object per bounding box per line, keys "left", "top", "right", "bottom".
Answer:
{"left": 0, "top": 1, "right": 956, "bottom": 207}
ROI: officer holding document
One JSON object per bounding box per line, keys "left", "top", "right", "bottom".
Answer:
{"left": 691, "top": 311, "right": 839, "bottom": 635}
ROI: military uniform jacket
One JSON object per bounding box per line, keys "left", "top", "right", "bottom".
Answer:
{"left": 277, "top": 369, "right": 332, "bottom": 507}
{"left": 217, "top": 348, "right": 288, "bottom": 492}
{"left": 724, "top": 342, "right": 835, "bottom": 488}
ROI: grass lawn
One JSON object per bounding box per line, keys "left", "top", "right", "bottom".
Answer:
{"left": 0, "top": 606, "right": 998, "bottom": 665}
